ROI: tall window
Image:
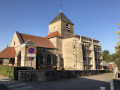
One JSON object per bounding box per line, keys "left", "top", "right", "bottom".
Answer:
{"left": 47, "top": 55, "right": 51, "bottom": 65}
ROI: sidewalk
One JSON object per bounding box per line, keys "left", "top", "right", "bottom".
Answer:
{"left": 0, "top": 75, "right": 34, "bottom": 90}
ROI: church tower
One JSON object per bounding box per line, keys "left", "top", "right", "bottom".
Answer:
{"left": 49, "top": 11, "right": 74, "bottom": 38}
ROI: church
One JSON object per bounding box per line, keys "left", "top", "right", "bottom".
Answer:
{"left": 0, "top": 11, "right": 103, "bottom": 70}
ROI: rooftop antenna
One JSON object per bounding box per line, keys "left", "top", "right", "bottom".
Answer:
{"left": 59, "top": 2, "right": 62, "bottom": 12}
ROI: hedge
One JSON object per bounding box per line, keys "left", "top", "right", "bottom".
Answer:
{"left": 0, "top": 65, "right": 33, "bottom": 80}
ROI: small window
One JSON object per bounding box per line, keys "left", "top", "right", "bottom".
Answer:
{"left": 14, "top": 41, "right": 15, "bottom": 45}
{"left": 66, "top": 24, "right": 68, "bottom": 29}
{"left": 66, "top": 24, "right": 70, "bottom": 31}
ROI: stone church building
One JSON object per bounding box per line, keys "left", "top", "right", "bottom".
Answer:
{"left": 0, "top": 11, "right": 102, "bottom": 70}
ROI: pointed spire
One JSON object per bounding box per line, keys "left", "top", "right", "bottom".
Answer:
{"left": 49, "top": 12, "right": 74, "bottom": 25}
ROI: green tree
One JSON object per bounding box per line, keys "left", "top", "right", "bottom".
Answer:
{"left": 102, "top": 50, "right": 111, "bottom": 62}
{"left": 115, "top": 23, "right": 120, "bottom": 71}
{"left": 110, "top": 53, "right": 117, "bottom": 62}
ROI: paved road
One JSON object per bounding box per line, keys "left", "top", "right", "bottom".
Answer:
{"left": 26, "top": 73, "right": 113, "bottom": 90}
{"left": 0, "top": 84, "right": 10, "bottom": 90}
{"left": 0, "top": 73, "right": 116, "bottom": 90}
{"left": 0, "top": 75, "right": 34, "bottom": 90}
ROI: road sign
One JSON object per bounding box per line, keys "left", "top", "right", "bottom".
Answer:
{"left": 27, "top": 54, "right": 36, "bottom": 57}
{"left": 29, "top": 57, "right": 34, "bottom": 61}
{"left": 28, "top": 47, "right": 35, "bottom": 54}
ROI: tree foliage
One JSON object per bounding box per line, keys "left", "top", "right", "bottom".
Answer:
{"left": 111, "top": 53, "right": 118, "bottom": 62}
{"left": 115, "top": 48, "right": 120, "bottom": 72}
{"left": 103, "top": 50, "right": 111, "bottom": 62}
{"left": 116, "top": 24, "right": 120, "bottom": 71}
{"left": 102, "top": 50, "right": 117, "bottom": 62}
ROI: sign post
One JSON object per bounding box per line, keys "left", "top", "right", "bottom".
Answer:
{"left": 27, "top": 47, "right": 36, "bottom": 82}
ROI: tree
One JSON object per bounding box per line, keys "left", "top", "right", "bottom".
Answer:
{"left": 115, "top": 23, "right": 120, "bottom": 71}
{"left": 102, "top": 50, "right": 111, "bottom": 62}
{"left": 103, "top": 50, "right": 110, "bottom": 55}
{"left": 111, "top": 53, "right": 118, "bottom": 62}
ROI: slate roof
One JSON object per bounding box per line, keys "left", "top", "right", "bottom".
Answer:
{"left": 20, "top": 33, "right": 55, "bottom": 48}
{"left": 0, "top": 47, "right": 16, "bottom": 58}
{"left": 50, "top": 12, "right": 74, "bottom": 25}
{"left": 46, "top": 31, "right": 63, "bottom": 39}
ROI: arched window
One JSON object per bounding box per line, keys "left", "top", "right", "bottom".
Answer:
{"left": 47, "top": 55, "right": 51, "bottom": 65}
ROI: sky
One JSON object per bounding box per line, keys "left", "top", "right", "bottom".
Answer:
{"left": 0, "top": 0, "right": 120, "bottom": 54}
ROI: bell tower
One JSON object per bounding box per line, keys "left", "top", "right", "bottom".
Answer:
{"left": 49, "top": 11, "right": 74, "bottom": 38}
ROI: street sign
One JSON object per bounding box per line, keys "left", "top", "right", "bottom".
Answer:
{"left": 29, "top": 57, "right": 34, "bottom": 61}
{"left": 27, "top": 54, "right": 36, "bottom": 57}
{"left": 27, "top": 47, "right": 36, "bottom": 61}
{"left": 28, "top": 47, "right": 35, "bottom": 54}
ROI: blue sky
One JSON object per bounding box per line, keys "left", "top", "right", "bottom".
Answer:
{"left": 0, "top": 0, "right": 120, "bottom": 54}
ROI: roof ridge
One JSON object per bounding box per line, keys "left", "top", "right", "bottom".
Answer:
{"left": 20, "top": 32, "right": 55, "bottom": 48}
{"left": 20, "top": 33, "right": 46, "bottom": 39}
{"left": 0, "top": 47, "right": 7, "bottom": 54}
{"left": 0, "top": 47, "right": 16, "bottom": 58}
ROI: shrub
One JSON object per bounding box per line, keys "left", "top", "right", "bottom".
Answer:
{"left": 0, "top": 65, "right": 32, "bottom": 80}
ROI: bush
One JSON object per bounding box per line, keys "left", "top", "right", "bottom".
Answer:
{"left": 0, "top": 65, "right": 32, "bottom": 80}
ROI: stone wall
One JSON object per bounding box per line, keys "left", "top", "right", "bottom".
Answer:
{"left": 49, "top": 20, "right": 74, "bottom": 38}
{"left": 62, "top": 37, "right": 84, "bottom": 70}
{"left": 3, "top": 59, "right": 9, "bottom": 65}
{"left": 113, "top": 78, "right": 120, "bottom": 88}
{"left": 62, "top": 37, "right": 74, "bottom": 70}
{"left": 49, "top": 21, "right": 62, "bottom": 34}
{"left": 61, "top": 21, "right": 74, "bottom": 38}
{"left": 18, "top": 70, "right": 110, "bottom": 82}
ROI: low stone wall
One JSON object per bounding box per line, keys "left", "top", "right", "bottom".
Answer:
{"left": 18, "top": 70, "right": 110, "bottom": 82}
{"left": 113, "top": 78, "right": 120, "bottom": 88}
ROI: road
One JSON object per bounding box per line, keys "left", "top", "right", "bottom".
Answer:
{"left": 0, "top": 73, "right": 116, "bottom": 90}
{"left": 0, "top": 75, "right": 34, "bottom": 90}
{"left": 27, "top": 73, "right": 113, "bottom": 90}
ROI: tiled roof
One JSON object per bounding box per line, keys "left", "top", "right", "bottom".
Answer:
{"left": 0, "top": 47, "right": 16, "bottom": 58}
{"left": 50, "top": 12, "right": 74, "bottom": 25}
{"left": 20, "top": 33, "right": 55, "bottom": 48}
{"left": 46, "top": 31, "right": 63, "bottom": 39}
